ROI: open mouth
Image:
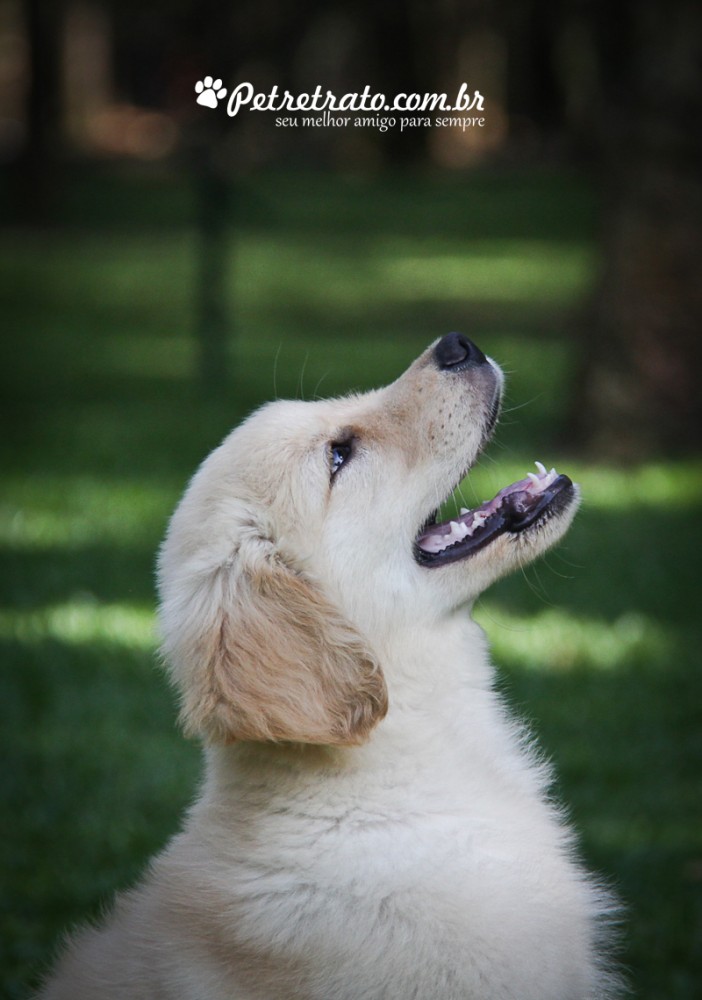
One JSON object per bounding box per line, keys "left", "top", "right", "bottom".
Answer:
{"left": 415, "top": 462, "right": 575, "bottom": 568}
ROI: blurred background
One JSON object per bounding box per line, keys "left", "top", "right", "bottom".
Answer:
{"left": 1, "top": 1, "right": 701, "bottom": 997}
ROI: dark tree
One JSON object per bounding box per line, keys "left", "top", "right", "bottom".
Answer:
{"left": 12, "top": 0, "right": 63, "bottom": 222}
{"left": 573, "top": 1, "right": 702, "bottom": 457}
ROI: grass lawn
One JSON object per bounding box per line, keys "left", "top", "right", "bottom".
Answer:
{"left": 1, "top": 166, "right": 700, "bottom": 998}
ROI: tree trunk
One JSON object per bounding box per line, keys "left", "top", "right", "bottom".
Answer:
{"left": 573, "top": 2, "right": 702, "bottom": 458}
{"left": 13, "top": 0, "right": 63, "bottom": 223}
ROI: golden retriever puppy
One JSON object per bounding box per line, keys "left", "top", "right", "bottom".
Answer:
{"left": 38, "top": 334, "right": 622, "bottom": 999}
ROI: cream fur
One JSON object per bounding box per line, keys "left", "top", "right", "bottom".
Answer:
{"left": 38, "top": 339, "right": 622, "bottom": 999}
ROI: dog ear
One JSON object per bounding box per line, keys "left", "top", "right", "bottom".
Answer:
{"left": 160, "top": 535, "right": 388, "bottom": 746}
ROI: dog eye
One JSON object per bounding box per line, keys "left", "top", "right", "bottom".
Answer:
{"left": 330, "top": 439, "right": 354, "bottom": 479}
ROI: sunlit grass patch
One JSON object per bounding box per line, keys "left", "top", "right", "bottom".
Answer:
{"left": 382, "top": 241, "right": 596, "bottom": 305}
{"left": 0, "top": 475, "right": 177, "bottom": 550}
{"left": 475, "top": 604, "right": 671, "bottom": 672}
{"left": 456, "top": 458, "right": 702, "bottom": 513}
{"left": 235, "top": 235, "right": 596, "bottom": 312}
{"left": 0, "top": 600, "right": 156, "bottom": 651}
{"left": 0, "top": 231, "right": 194, "bottom": 317}
{"left": 572, "top": 461, "right": 702, "bottom": 509}
{"left": 95, "top": 332, "right": 197, "bottom": 380}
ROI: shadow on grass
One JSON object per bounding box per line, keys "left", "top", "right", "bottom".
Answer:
{"left": 1, "top": 165, "right": 598, "bottom": 240}
{"left": 484, "top": 505, "right": 702, "bottom": 630}
{"left": 1, "top": 545, "right": 156, "bottom": 611}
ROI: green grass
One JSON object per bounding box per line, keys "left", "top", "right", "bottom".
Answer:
{"left": 1, "top": 167, "right": 700, "bottom": 999}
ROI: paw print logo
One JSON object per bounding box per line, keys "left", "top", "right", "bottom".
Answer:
{"left": 195, "top": 76, "right": 227, "bottom": 109}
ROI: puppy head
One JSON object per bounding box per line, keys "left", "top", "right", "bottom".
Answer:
{"left": 158, "top": 333, "right": 578, "bottom": 745}
{"left": 157, "top": 397, "right": 394, "bottom": 746}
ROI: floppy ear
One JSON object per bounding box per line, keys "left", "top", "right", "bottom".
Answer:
{"left": 160, "top": 535, "right": 388, "bottom": 746}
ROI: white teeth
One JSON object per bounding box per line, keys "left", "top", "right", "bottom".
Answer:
{"left": 420, "top": 516, "right": 473, "bottom": 553}
{"left": 533, "top": 461, "right": 559, "bottom": 488}
{"left": 419, "top": 536, "right": 448, "bottom": 553}
{"left": 420, "top": 461, "right": 562, "bottom": 557}
{"left": 449, "top": 520, "right": 469, "bottom": 541}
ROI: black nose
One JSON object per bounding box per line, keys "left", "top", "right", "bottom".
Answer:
{"left": 434, "top": 332, "right": 487, "bottom": 370}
